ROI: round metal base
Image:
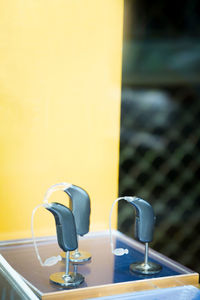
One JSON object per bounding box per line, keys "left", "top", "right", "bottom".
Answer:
{"left": 50, "top": 272, "right": 84, "bottom": 288}
{"left": 61, "top": 251, "right": 92, "bottom": 263}
{"left": 130, "top": 262, "right": 162, "bottom": 275}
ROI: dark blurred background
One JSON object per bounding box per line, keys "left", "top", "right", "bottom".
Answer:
{"left": 118, "top": 0, "right": 200, "bottom": 273}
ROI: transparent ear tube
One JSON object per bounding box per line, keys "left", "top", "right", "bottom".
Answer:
{"left": 43, "top": 182, "right": 72, "bottom": 204}
{"left": 31, "top": 203, "right": 62, "bottom": 267}
{"left": 109, "top": 197, "right": 129, "bottom": 256}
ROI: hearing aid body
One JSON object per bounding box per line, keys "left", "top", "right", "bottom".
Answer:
{"left": 125, "top": 197, "right": 155, "bottom": 243}
{"left": 64, "top": 185, "right": 90, "bottom": 236}
{"left": 46, "top": 202, "right": 78, "bottom": 252}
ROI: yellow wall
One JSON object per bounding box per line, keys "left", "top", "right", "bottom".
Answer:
{"left": 0, "top": 0, "right": 124, "bottom": 240}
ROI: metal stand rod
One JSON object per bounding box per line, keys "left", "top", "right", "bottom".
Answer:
{"left": 144, "top": 243, "right": 148, "bottom": 265}
{"left": 74, "top": 248, "right": 81, "bottom": 257}
{"left": 65, "top": 251, "right": 70, "bottom": 276}
{"left": 73, "top": 264, "right": 78, "bottom": 274}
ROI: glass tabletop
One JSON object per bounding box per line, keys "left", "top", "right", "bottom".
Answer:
{"left": 0, "top": 231, "right": 195, "bottom": 297}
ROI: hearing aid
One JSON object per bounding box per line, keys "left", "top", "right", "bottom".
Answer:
{"left": 46, "top": 202, "right": 84, "bottom": 287}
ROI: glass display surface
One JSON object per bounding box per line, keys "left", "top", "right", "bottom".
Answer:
{"left": 0, "top": 231, "right": 195, "bottom": 297}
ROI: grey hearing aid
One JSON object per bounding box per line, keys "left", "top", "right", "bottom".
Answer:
{"left": 125, "top": 197, "right": 162, "bottom": 275}
{"left": 126, "top": 197, "right": 155, "bottom": 243}
{"left": 63, "top": 185, "right": 91, "bottom": 262}
{"left": 64, "top": 185, "right": 90, "bottom": 236}
{"left": 46, "top": 202, "right": 84, "bottom": 287}
{"left": 46, "top": 202, "right": 78, "bottom": 252}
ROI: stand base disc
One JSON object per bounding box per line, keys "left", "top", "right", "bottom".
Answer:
{"left": 61, "top": 251, "right": 92, "bottom": 263}
{"left": 50, "top": 272, "right": 84, "bottom": 288}
{"left": 130, "top": 261, "right": 162, "bottom": 275}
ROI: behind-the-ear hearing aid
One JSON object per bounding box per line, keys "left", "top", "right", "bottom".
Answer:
{"left": 126, "top": 196, "right": 154, "bottom": 243}
{"left": 46, "top": 202, "right": 84, "bottom": 287}
{"left": 31, "top": 203, "right": 62, "bottom": 267}
{"left": 63, "top": 184, "right": 91, "bottom": 263}
{"left": 109, "top": 197, "right": 129, "bottom": 256}
{"left": 46, "top": 202, "right": 78, "bottom": 252}
{"left": 109, "top": 196, "right": 162, "bottom": 275}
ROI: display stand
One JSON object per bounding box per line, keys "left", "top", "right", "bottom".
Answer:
{"left": 0, "top": 231, "right": 198, "bottom": 300}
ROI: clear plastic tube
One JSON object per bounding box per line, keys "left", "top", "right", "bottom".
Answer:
{"left": 43, "top": 182, "right": 72, "bottom": 204}
{"left": 109, "top": 197, "right": 129, "bottom": 256}
{"left": 31, "top": 203, "right": 62, "bottom": 267}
